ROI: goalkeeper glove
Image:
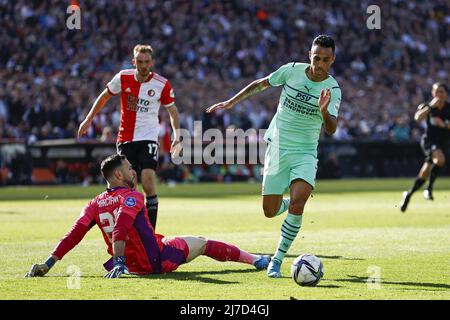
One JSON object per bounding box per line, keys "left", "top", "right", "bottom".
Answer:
{"left": 25, "top": 256, "right": 56, "bottom": 277}
{"left": 104, "top": 256, "right": 129, "bottom": 278}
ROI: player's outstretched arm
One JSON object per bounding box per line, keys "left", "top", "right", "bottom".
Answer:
{"left": 166, "top": 105, "right": 181, "bottom": 158}
{"left": 205, "top": 77, "right": 271, "bottom": 113}
{"left": 25, "top": 255, "right": 59, "bottom": 277}
{"left": 414, "top": 97, "right": 442, "bottom": 122}
{"left": 78, "top": 88, "right": 112, "bottom": 138}
{"left": 25, "top": 212, "right": 93, "bottom": 278}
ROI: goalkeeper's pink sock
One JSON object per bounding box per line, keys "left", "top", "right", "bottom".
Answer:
{"left": 204, "top": 240, "right": 258, "bottom": 265}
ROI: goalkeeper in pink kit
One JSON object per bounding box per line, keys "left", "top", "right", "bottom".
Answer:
{"left": 26, "top": 154, "right": 270, "bottom": 278}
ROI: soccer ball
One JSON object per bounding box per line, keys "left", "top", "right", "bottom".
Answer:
{"left": 291, "top": 254, "right": 324, "bottom": 286}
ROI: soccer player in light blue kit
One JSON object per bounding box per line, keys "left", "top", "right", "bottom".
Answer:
{"left": 206, "top": 35, "right": 341, "bottom": 278}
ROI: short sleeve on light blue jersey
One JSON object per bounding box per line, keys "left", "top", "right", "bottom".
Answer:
{"left": 268, "top": 62, "right": 296, "bottom": 87}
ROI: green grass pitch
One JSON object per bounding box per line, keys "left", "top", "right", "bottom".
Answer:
{"left": 1, "top": 178, "right": 449, "bottom": 300}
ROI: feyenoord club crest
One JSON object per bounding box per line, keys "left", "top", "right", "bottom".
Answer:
{"left": 148, "top": 89, "right": 155, "bottom": 97}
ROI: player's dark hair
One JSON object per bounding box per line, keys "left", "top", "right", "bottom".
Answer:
{"left": 432, "top": 82, "right": 448, "bottom": 93}
{"left": 101, "top": 154, "right": 126, "bottom": 180}
{"left": 312, "top": 35, "right": 335, "bottom": 53}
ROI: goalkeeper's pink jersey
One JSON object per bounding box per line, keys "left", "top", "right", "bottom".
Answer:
{"left": 52, "top": 187, "right": 187, "bottom": 274}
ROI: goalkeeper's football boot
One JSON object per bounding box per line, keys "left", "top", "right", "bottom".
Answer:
{"left": 423, "top": 189, "right": 434, "bottom": 201}
{"left": 254, "top": 255, "right": 271, "bottom": 270}
{"left": 400, "top": 191, "right": 411, "bottom": 212}
{"left": 267, "top": 258, "right": 282, "bottom": 278}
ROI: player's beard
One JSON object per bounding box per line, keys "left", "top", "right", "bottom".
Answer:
{"left": 124, "top": 175, "right": 136, "bottom": 189}
{"left": 138, "top": 68, "right": 150, "bottom": 78}
{"left": 315, "top": 67, "right": 325, "bottom": 75}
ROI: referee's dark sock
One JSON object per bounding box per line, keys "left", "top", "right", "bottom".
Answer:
{"left": 146, "top": 195, "right": 158, "bottom": 230}
{"left": 409, "top": 177, "right": 425, "bottom": 195}
{"left": 427, "top": 165, "right": 441, "bottom": 192}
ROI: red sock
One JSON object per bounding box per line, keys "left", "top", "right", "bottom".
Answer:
{"left": 204, "top": 240, "right": 241, "bottom": 262}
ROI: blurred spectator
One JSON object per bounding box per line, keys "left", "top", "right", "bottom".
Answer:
{"left": 99, "top": 126, "right": 115, "bottom": 143}
{"left": 390, "top": 116, "right": 411, "bottom": 141}
{"left": 0, "top": 0, "right": 449, "bottom": 184}
{"left": 0, "top": 0, "right": 448, "bottom": 145}
{"left": 55, "top": 160, "right": 69, "bottom": 184}
{"left": 318, "top": 152, "right": 342, "bottom": 179}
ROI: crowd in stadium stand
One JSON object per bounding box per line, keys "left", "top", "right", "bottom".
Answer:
{"left": 0, "top": 0, "right": 449, "bottom": 184}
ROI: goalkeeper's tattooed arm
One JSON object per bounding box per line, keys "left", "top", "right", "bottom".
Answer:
{"left": 205, "top": 77, "right": 271, "bottom": 113}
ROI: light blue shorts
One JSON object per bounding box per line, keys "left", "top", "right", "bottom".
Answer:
{"left": 262, "top": 144, "right": 318, "bottom": 195}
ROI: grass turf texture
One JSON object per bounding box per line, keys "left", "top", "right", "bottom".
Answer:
{"left": 1, "top": 178, "right": 449, "bottom": 300}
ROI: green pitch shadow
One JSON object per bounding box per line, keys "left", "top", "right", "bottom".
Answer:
{"left": 317, "top": 255, "right": 364, "bottom": 261}
{"left": 335, "top": 275, "right": 450, "bottom": 291}
{"left": 258, "top": 253, "right": 364, "bottom": 261}
{"left": 46, "top": 269, "right": 262, "bottom": 285}
{"left": 137, "top": 268, "right": 263, "bottom": 285}
{"left": 0, "top": 210, "right": 21, "bottom": 215}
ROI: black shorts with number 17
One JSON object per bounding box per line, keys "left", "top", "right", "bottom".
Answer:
{"left": 117, "top": 140, "right": 159, "bottom": 172}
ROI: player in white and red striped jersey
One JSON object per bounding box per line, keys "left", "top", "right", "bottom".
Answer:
{"left": 78, "top": 44, "right": 181, "bottom": 230}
